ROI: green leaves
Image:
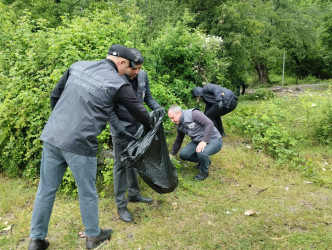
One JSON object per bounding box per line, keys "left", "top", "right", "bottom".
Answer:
{"left": 0, "top": 8, "right": 132, "bottom": 178}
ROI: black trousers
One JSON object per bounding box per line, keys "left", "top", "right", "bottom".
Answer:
{"left": 204, "top": 98, "right": 238, "bottom": 135}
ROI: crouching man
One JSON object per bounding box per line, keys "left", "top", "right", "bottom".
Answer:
{"left": 168, "top": 105, "right": 222, "bottom": 180}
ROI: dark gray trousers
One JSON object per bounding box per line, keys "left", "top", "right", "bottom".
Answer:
{"left": 112, "top": 136, "right": 140, "bottom": 208}
{"left": 205, "top": 98, "right": 238, "bottom": 135}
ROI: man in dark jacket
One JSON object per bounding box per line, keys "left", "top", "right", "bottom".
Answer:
{"left": 192, "top": 83, "right": 238, "bottom": 137}
{"left": 168, "top": 105, "right": 222, "bottom": 181}
{"left": 28, "top": 44, "right": 152, "bottom": 250}
{"left": 110, "top": 48, "right": 163, "bottom": 222}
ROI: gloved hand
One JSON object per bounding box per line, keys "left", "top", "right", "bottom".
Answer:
{"left": 158, "top": 107, "right": 166, "bottom": 116}
{"left": 144, "top": 124, "right": 153, "bottom": 134}
{"left": 217, "top": 101, "right": 223, "bottom": 109}
{"left": 119, "top": 130, "right": 135, "bottom": 140}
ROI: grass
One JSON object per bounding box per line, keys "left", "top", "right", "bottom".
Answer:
{"left": 1, "top": 86, "right": 332, "bottom": 249}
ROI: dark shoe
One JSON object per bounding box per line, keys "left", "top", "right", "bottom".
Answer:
{"left": 128, "top": 195, "right": 153, "bottom": 203}
{"left": 28, "top": 239, "right": 49, "bottom": 250}
{"left": 194, "top": 160, "right": 211, "bottom": 169}
{"left": 117, "top": 207, "right": 133, "bottom": 222}
{"left": 194, "top": 172, "right": 209, "bottom": 181}
{"left": 86, "top": 228, "right": 112, "bottom": 249}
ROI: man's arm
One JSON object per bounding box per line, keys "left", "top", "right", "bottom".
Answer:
{"left": 192, "top": 109, "right": 215, "bottom": 152}
{"left": 115, "top": 84, "right": 152, "bottom": 130}
{"left": 170, "top": 130, "right": 185, "bottom": 156}
{"left": 50, "top": 70, "right": 70, "bottom": 110}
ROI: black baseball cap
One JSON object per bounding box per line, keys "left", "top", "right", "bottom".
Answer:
{"left": 108, "top": 44, "right": 136, "bottom": 69}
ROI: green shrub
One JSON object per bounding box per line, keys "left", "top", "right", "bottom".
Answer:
{"left": 241, "top": 89, "right": 276, "bottom": 101}
{"left": 314, "top": 104, "right": 332, "bottom": 145}
{"left": 0, "top": 9, "right": 132, "bottom": 178}
{"left": 242, "top": 103, "right": 298, "bottom": 164}
{"left": 145, "top": 11, "right": 227, "bottom": 104}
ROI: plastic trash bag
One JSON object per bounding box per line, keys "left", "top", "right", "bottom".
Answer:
{"left": 120, "top": 109, "right": 178, "bottom": 194}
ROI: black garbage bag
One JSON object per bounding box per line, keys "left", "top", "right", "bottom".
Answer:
{"left": 120, "top": 109, "right": 178, "bottom": 194}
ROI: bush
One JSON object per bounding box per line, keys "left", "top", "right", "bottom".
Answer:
{"left": 145, "top": 12, "right": 227, "bottom": 104}
{"left": 314, "top": 104, "right": 332, "bottom": 145}
{"left": 241, "top": 89, "right": 276, "bottom": 101}
{"left": 0, "top": 9, "right": 133, "bottom": 178}
{"left": 227, "top": 101, "right": 305, "bottom": 166}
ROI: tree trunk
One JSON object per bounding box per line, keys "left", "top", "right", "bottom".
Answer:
{"left": 254, "top": 62, "right": 270, "bottom": 85}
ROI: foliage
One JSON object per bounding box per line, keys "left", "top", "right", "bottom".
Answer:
{"left": 181, "top": 0, "right": 332, "bottom": 85}
{"left": 59, "top": 169, "right": 78, "bottom": 197}
{"left": 313, "top": 86, "right": 332, "bottom": 145}
{"left": 98, "top": 158, "right": 114, "bottom": 198}
{"left": 1, "top": 0, "right": 332, "bottom": 193}
{"left": 241, "top": 89, "right": 276, "bottom": 101}
{"left": 0, "top": 8, "right": 133, "bottom": 178}
{"left": 227, "top": 100, "right": 313, "bottom": 175}
{"left": 314, "top": 105, "right": 332, "bottom": 145}
{"left": 243, "top": 103, "right": 298, "bottom": 163}
{"left": 145, "top": 12, "right": 227, "bottom": 103}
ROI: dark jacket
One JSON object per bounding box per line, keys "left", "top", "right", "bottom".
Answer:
{"left": 110, "top": 70, "right": 161, "bottom": 136}
{"left": 193, "top": 83, "right": 237, "bottom": 108}
{"left": 41, "top": 59, "right": 150, "bottom": 156}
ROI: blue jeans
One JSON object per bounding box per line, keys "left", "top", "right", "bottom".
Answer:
{"left": 179, "top": 138, "right": 222, "bottom": 173}
{"left": 29, "top": 142, "right": 100, "bottom": 239}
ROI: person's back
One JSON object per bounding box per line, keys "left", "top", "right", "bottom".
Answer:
{"left": 42, "top": 59, "right": 125, "bottom": 156}
{"left": 201, "top": 83, "right": 236, "bottom": 108}
{"left": 192, "top": 83, "right": 238, "bottom": 136}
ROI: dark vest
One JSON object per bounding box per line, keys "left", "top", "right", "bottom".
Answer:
{"left": 177, "top": 109, "right": 221, "bottom": 142}
{"left": 41, "top": 60, "right": 127, "bottom": 156}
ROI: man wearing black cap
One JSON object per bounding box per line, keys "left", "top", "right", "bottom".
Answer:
{"left": 110, "top": 48, "right": 164, "bottom": 222}
{"left": 28, "top": 44, "right": 152, "bottom": 250}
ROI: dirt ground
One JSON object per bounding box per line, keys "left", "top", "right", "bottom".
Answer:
{"left": 247, "top": 82, "right": 330, "bottom": 96}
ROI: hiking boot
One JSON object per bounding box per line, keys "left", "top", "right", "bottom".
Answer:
{"left": 86, "top": 228, "right": 112, "bottom": 249}
{"left": 28, "top": 239, "right": 49, "bottom": 250}
{"left": 194, "top": 172, "right": 209, "bottom": 181}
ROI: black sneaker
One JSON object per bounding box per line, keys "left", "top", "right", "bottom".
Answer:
{"left": 194, "top": 172, "right": 209, "bottom": 181}
{"left": 28, "top": 239, "right": 49, "bottom": 250}
{"left": 86, "top": 228, "right": 112, "bottom": 249}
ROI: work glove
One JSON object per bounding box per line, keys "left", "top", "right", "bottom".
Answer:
{"left": 144, "top": 124, "right": 153, "bottom": 134}
{"left": 157, "top": 107, "right": 166, "bottom": 116}
{"left": 217, "top": 101, "right": 223, "bottom": 109}
{"left": 119, "top": 130, "right": 135, "bottom": 140}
